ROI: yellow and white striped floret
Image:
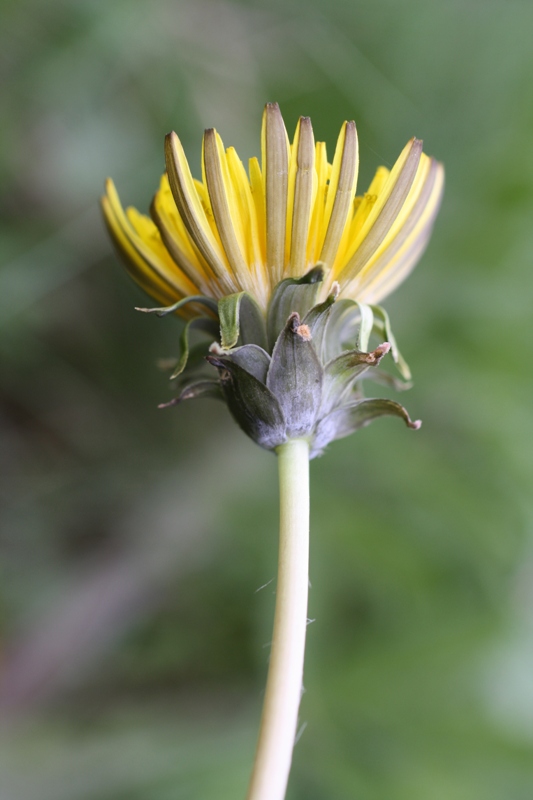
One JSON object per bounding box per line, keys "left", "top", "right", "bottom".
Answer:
{"left": 102, "top": 103, "right": 444, "bottom": 316}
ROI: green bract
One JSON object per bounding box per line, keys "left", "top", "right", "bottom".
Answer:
{"left": 149, "top": 267, "right": 420, "bottom": 459}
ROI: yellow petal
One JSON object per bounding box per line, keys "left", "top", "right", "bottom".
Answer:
{"left": 102, "top": 205, "right": 174, "bottom": 308}
{"left": 150, "top": 188, "right": 213, "bottom": 298}
{"left": 353, "top": 159, "right": 445, "bottom": 303}
{"left": 159, "top": 177, "right": 212, "bottom": 272}
{"left": 287, "top": 116, "right": 316, "bottom": 277}
{"left": 347, "top": 167, "right": 390, "bottom": 242}
{"left": 319, "top": 120, "right": 359, "bottom": 270}
{"left": 306, "top": 140, "right": 329, "bottom": 265}
{"left": 102, "top": 179, "right": 196, "bottom": 304}
{"left": 165, "top": 131, "right": 236, "bottom": 294}
{"left": 337, "top": 137, "right": 423, "bottom": 287}
{"left": 249, "top": 156, "right": 267, "bottom": 266}
{"left": 262, "top": 102, "right": 290, "bottom": 284}
{"left": 226, "top": 148, "right": 269, "bottom": 307}
{"left": 203, "top": 128, "right": 252, "bottom": 292}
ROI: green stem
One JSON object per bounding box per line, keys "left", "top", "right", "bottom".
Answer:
{"left": 246, "top": 438, "right": 310, "bottom": 800}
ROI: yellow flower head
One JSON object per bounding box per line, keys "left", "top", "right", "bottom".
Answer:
{"left": 102, "top": 103, "right": 443, "bottom": 318}
{"left": 101, "top": 104, "right": 444, "bottom": 455}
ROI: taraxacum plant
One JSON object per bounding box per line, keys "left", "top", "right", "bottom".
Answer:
{"left": 102, "top": 103, "right": 443, "bottom": 800}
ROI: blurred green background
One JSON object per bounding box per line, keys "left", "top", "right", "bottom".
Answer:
{"left": 1, "top": 0, "right": 533, "bottom": 797}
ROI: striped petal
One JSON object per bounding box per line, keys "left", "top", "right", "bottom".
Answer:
{"left": 150, "top": 178, "right": 213, "bottom": 298}
{"left": 336, "top": 137, "right": 423, "bottom": 288}
{"left": 319, "top": 120, "right": 359, "bottom": 271}
{"left": 104, "top": 105, "right": 443, "bottom": 322}
{"left": 306, "top": 141, "right": 329, "bottom": 266}
{"left": 225, "top": 148, "right": 269, "bottom": 308}
{"left": 101, "top": 179, "right": 200, "bottom": 315}
{"left": 165, "top": 131, "right": 236, "bottom": 294}
{"left": 354, "top": 159, "right": 445, "bottom": 303}
{"left": 262, "top": 102, "right": 290, "bottom": 285}
{"left": 248, "top": 155, "right": 267, "bottom": 265}
{"left": 340, "top": 167, "right": 390, "bottom": 253}
{"left": 202, "top": 129, "right": 254, "bottom": 291}
{"left": 287, "top": 116, "right": 316, "bottom": 277}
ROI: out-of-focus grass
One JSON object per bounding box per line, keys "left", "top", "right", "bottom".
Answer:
{"left": 1, "top": 0, "right": 533, "bottom": 798}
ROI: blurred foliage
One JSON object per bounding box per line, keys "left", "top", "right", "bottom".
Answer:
{"left": 1, "top": 0, "right": 533, "bottom": 798}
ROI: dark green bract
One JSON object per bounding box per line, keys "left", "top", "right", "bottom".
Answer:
{"left": 150, "top": 267, "right": 420, "bottom": 458}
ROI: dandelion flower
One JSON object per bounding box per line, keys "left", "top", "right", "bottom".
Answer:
{"left": 102, "top": 102, "right": 444, "bottom": 800}
{"left": 102, "top": 103, "right": 444, "bottom": 456}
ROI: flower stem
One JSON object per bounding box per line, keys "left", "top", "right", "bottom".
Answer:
{"left": 246, "top": 438, "right": 310, "bottom": 800}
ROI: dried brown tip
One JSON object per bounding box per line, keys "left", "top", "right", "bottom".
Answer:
{"left": 373, "top": 342, "right": 391, "bottom": 359}
{"left": 363, "top": 342, "right": 391, "bottom": 364}
{"left": 296, "top": 323, "right": 312, "bottom": 341}
{"left": 285, "top": 312, "right": 313, "bottom": 340}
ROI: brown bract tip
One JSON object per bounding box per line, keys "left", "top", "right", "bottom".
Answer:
{"left": 373, "top": 342, "right": 391, "bottom": 359}
{"left": 364, "top": 342, "right": 391, "bottom": 364}
{"left": 296, "top": 323, "right": 312, "bottom": 341}
{"left": 286, "top": 312, "right": 312, "bottom": 340}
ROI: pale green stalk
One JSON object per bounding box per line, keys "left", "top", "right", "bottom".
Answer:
{"left": 246, "top": 438, "right": 310, "bottom": 800}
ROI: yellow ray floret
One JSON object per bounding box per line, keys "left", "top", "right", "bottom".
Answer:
{"left": 102, "top": 103, "right": 444, "bottom": 315}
